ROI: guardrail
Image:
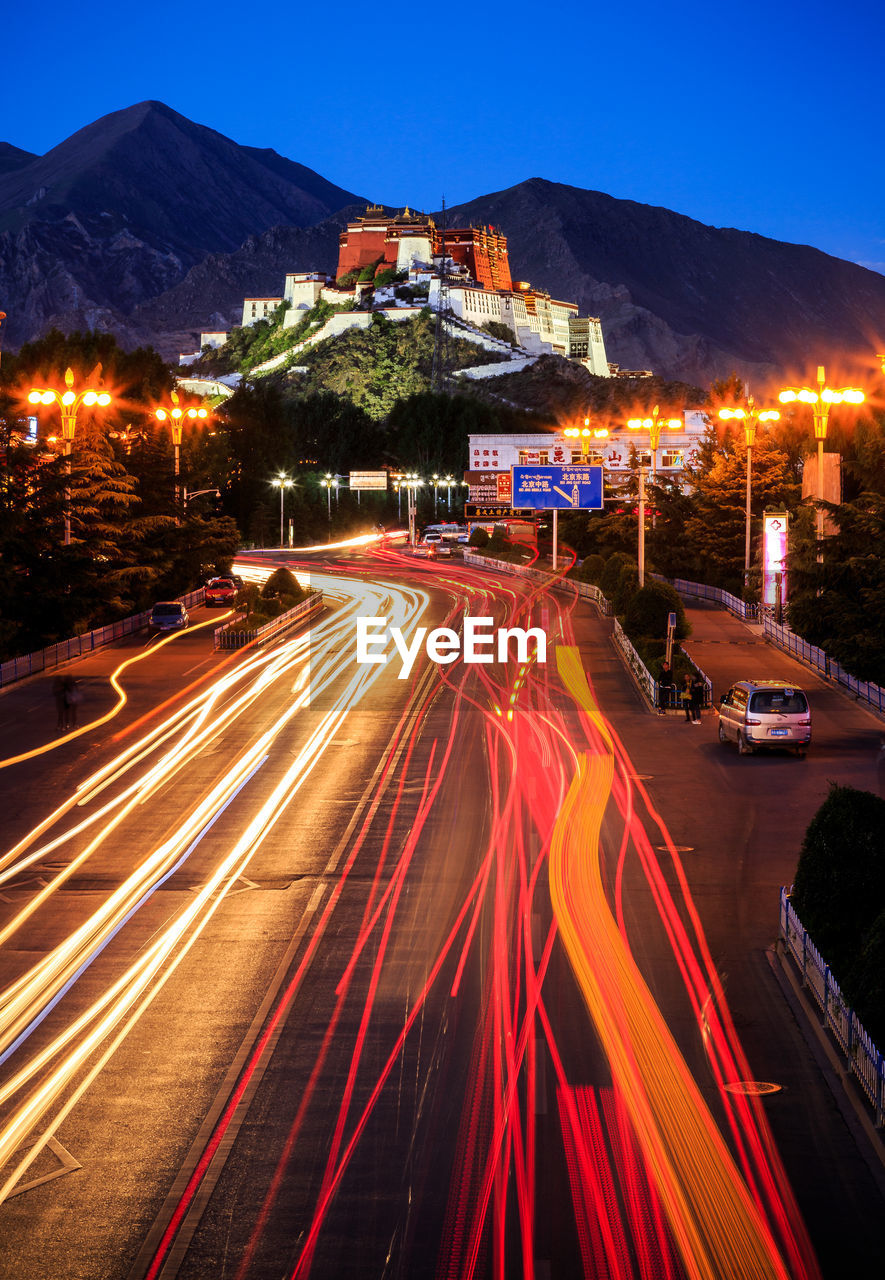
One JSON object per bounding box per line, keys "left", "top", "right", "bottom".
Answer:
{"left": 652, "top": 574, "right": 760, "bottom": 622}
{"left": 214, "top": 591, "right": 323, "bottom": 649}
{"left": 0, "top": 587, "right": 207, "bottom": 688}
{"left": 463, "top": 553, "right": 712, "bottom": 711}
{"left": 462, "top": 554, "right": 612, "bottom": 616}
{"left": 779, "top": 889, "right": 885, "bottom": 1125}
{"left": 764, "top": 618, "right": 885, "bottom": 713}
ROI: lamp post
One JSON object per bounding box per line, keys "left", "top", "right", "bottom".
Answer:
{"left": 564, "top": 418, "right": 609, "bottom": 461}
{"left": 271, "top": 473, "right": 293, "bottom": 546}
{"left": 403, "top": 472, "right": 422, "bottom": 545}
{"left": 623, "top": 406, "right": 681, "bottom": 584}
{"left": 28, "top": 367, "right": 112, "bottom": 545}
{"left": 778, "top": 366, "right": 864, "bottom": 555}
{"left": 627, "top": 404, "right": 682, "bottom": 482}
{"left": 432, "top": 473, "right": 440, "bottom": 515}
{"left": 444, "top": 475, "right": 454, "bottom": 509}
{"left": 153, "top": 391, "right": 209, "bottom": 510}
{"left": 321, "top": 473, "right": 335, "bottom": 522}
{"left": 718, "top": 397, "right": 781, "bottom": 583}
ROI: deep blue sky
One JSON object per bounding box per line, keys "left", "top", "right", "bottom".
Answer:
{"left": 3, "top": 0, "right": 883, "bottom": 272}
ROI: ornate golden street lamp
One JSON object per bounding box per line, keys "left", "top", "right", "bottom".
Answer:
{"left": 153, "top": 390, "right": 209, "bottom": 507}
{"left": 564, "top": 416, "right": 609, "bottom": 461}
{"left": 778, "top": 366, "right": 864, "bottom": 553}
{"left": 27, "top": 367, "right": 113, "bottom": 545}
{"left": 624, "top": 405, "right": 682, "bottom": 583}
{"left": 626, "top": 404, "right": 682, "bottom": 480}
{"left": 718, "top": 396, "right": 781, "bottom": 582}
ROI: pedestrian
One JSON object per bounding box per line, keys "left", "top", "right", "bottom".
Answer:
{"left": 658, "top": 660, "right": 675, "bottom": 714}
{"left": 53, "top": 675, "right": 68, "bottom": 732}
{"left": 62, "top": 675, "right": 82, "bottom": 730}
{"left": 689, "top": 671, "right": 705, "bottom": 724}
{"left": 682, "top": 674, "right": 693, "bottom": 723}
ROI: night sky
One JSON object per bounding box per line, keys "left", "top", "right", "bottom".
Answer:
{"left": 3, "top": 0, "right": 883, "bottom": 272}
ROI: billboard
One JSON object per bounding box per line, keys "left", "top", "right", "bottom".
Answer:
{"left": 350, "top": 470, "right": 388, "bottom": 491}
{"left": 511, "top": 465, "right": 603, "bottom": 510}
{"left": 762, "top": 512, "right": 788, "bottom": 609}
{"left": 465, "top": 504, "right": 532, "bottom": 520}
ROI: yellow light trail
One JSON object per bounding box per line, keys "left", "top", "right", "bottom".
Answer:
{"left": 0, "top": 613, "right": 232, "bottom": 772}
{"left": 550, "top": 646, "right": 790, "bottom": 1280}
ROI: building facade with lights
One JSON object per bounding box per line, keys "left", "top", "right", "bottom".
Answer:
{"left": 464, "top": 413, "right": 708, "bottom": 526}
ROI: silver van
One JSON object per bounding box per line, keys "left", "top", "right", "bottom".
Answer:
{"left": 717, "top": 680, "right": 811, "bottom": 756}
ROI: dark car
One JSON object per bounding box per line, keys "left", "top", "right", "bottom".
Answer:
{"left": 205, "top": 577, "right": 238, "bottom": 607}
{"left": 149, "top": 601, "right": 189, "bottom": 632}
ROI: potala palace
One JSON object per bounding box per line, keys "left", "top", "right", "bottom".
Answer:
{"left": 181, "top": 207, "right": 615, "bottom": 378}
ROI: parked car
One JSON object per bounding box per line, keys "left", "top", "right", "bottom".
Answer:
{"left": 149, "top": 601, "right": 189, "bottom": 632}
{"left": 717, "top": 680, "right": 811, "bottom": 756}
{"left": 205, "top": 577, "right": 238, "bottom": 606}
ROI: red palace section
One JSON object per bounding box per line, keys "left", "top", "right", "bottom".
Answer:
{"left": 336, "top": 208, "right": 512, "bottom": 292}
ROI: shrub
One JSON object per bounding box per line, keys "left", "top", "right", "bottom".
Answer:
{"left": 599, "top": 552, "right": 635, "bottom": 599}
{"left": 623, "top": 581, "right": 689, "bottom": 643}
{"left": 261, "top": 566, "right": 305, "bottom": 603}
{"left": 579, "top": 554, "right": 605, "bottom": 585}
{"left": 847, "top": 908, "right": 885, "bottom": 1047}
{"left": 374, "top": 267, "right": 403, "bottom": 289}
{"left": 612, "top": 564, "right": 640, "bottom": 615}
{"left": 791, "top": 784, "right": 885, "bottom": 974}
{"left": 469, "top": 528, "right": 490, "bottom": 548}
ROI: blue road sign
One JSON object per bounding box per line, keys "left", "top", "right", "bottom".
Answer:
{"left": 511, "top": 465, "right": 604, "bottom": 510}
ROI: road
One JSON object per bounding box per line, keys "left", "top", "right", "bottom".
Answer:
{"left": 0, "top": 550, "right": 883, "bottom": 1279}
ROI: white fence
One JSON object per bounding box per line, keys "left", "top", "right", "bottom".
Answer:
{"left": 0, "top": 587, "right": 207, "bottom": 688}
{"left": 652, "top": 574, "right": 760, "bottom": 622}
{"left": 764, "top": 618, "right": 885, "bottom": 714}
{"left": 779, "top": 889, "right": 885, "bottom": 1125}
{"left": 214, "top": 591, "right": 323, "bottom": 649}
{"left": 463, "top": 554, "right": 712, "bottom": 711}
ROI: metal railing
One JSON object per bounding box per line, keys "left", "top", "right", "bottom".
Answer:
{"left": 0, "top": 587, "right": 207, "bottom": 688}
{"left": 779, "top": 889, "right": 885, "bottom": 1125}
{"left": 652, "top": 574, "right": 760, "bottom": 623}
{"left": 214, "top": 591, "right": 323, "bottom": 649}
{"left": 462, "top": 553, "right": 612, "bottom": 616}
{"left": 463, "top": 553, "right": 712, "bottom": 711}
{"left": 764, "top": 618, "right": 885, "bottom": 713}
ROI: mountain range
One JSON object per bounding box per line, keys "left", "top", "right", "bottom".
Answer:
{"left": 2, "top": 101, "right": 885, "bottom": 386}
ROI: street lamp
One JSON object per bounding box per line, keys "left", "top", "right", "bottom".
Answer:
{"left": 778, "top": 366, "right": 864, "bottom": 553}
{"left": 626, "top": 404, "right": 682, "bottom": 481}
{"left": 321, "top": 474, "right": 333, "bottom": 521}
{"left": 718, "top": 397, "right": 781, "bottom": 583}
{"left": 432, "top": 473, "right": 440, "bottom": 514}
{"left": 270, "top": 473, "right": 293, "bottom": 546}
{"left": 564, "top": 417, "right": 609, "bottom": 461}
{"left": 444, "top": 475, "right": 455, "bottom": 509}
{"left": 626, "top": 405, "right": 682, "bottom": 576}
{"left": 403, "top": 472, "right": 422, "bottom": 545}
{"left": 27, "top": 367, "right": 113, "bottom": 545}
{"left": 153, "top": 390, "right": 209, "bottom": 509}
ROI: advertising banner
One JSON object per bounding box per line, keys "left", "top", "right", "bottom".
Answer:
{"left": 511, "top": 465, "right": 603, "bottom": 510}
{"left": 762, "top": 512, "right": 788, "bottom": 609}
{"left": 350, "top": 471, "right": 388, "bottom": 491}
{"left": 464, "top": 504, "right": 532, "bottom": 520}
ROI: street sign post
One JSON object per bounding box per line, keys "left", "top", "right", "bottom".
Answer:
{"left": 511, "top": 465, "right": 604, "bottom": 511}
{"left": 512, "top": 465, "right": 603, "bottom": 569}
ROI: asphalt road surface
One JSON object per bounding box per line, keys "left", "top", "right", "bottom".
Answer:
{"left": 0, "top": 550, "right": 883, "bottom": 1280}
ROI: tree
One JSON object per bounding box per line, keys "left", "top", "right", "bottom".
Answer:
{"left": 787, "top": 493, "right": 885, "bottom": 684}
{"left": 791, "top": 784, "right": 885, "bottom": 975}
{"left": 682, "top": 422, "right": 799, "bottom": 592}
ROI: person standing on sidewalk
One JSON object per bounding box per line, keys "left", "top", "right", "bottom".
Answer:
{"left": 682, "top": 674, "right": 694, "bottom": 723}
{"left": 658, "top": 661, "right": 675, "bottom": 714}
{"left": 689, "top": 672, "right": 705, "bottom": 724}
